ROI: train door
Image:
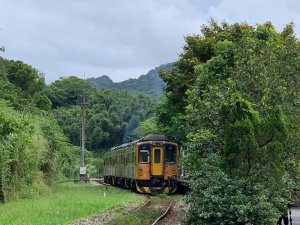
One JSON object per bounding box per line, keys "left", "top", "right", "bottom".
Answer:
{"left": 151, "top": 147, "right": 163, "bottom": 176}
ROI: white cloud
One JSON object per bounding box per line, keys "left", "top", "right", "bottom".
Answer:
{"left": 209, "top": 0, "right": 300, "bottom": 32}
{"left": 0, "top": 0, "right": 300, "bottom": 83}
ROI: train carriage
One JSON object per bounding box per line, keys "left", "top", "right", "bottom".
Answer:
{"left": 103, "top": 134, "right": 179, "bottom": 194}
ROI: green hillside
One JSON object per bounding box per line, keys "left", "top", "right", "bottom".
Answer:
{"left": 44, "top": 76, "right": 156, "bottom": 151}
{"left": 87, "top": 63, "right": 173, "bottom": 99}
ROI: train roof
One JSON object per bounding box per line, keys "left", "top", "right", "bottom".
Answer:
{"left": 140, "top": 134, "right": 169, "bottom": 141}
{"left": 107, "top": 134, "right": 170, "bottom": 152}
{"left": 108, "top": 140, "right": 139, "bottom": 151}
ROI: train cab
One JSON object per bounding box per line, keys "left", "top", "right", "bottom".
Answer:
{"left": 135, "top": 135, "right": 179, "bottom": 194}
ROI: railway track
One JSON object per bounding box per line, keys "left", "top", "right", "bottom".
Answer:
{"left": 92, "top": 179, "right": 175, "bottom": 224}
{"left": 135, "top": 194, "right": 152, "bottom": 211}
{"left": 89, "top": 178, "right": 110, "bottom": 186}
{"left": 151, "top": 200, "right": 173, "bottom": 225}
{"left": 135, "top": 195, "right": 173, "bottom": 225}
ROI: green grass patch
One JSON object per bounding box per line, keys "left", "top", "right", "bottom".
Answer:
{"left": 107, "top": 207, "right": 162, "bottom": 225}
{"left": 0, "top": 182, "right": 144, "bottom": 225}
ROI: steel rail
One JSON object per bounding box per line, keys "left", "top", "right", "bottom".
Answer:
{"left": 135, "top": 194, "right": 152, "bottom": 211}
{"left": 151, "top": 201, "right": 173, "bottom": 225}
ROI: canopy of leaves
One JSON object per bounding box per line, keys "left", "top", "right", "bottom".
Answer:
{"left": 6, "top": 60, "right": 45, "bottom": 97}
{"left": 45, "top": 76, "right": 157, "bottom": 151}
{"left": 0, "top": 59, "right": 77, "bottom": 202}
{"left": 160, "top": 20, "right": 300, "bottom": 224}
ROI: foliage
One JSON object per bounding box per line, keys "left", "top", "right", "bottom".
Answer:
{"left": 43, "top": 76, "right": 92, "bottom": 108}
{"left": 0, "top": 183, "right": 144, "bottom": 225}
{"left": 138, "top": 117, "right": 162, "bottom": 137}
{"left": 47, "top": 77, "right": 157, "bottom": 151}
{"left": 5, "top": 60, "right": 45, "bottom": 97}
{"left": 186, "top": 154, "right": 278, "bottom": 225}
{"left": 0, "top": 59, "right": 78, "bottom": 202}
{"left": 160, "top": 20, "right": 300, "bottom": 224}
{"left": 0, "top": 55, "right": 157, "bottom": 205}
{"left": 0, "top": 58, "right": 52, "bottom": 111}
{"left": 0, "top": 101, "right": 78, "bottom": 201}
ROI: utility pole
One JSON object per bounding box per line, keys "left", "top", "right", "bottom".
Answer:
{"left": 0, "top": 41, "right": 4, "bottom": 198}
{"left": 79, "top": 90, "right": 88, "bottom": 182}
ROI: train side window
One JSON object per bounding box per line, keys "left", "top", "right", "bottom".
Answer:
{"left": 165, "top": 144, "right": 176, "bottom": 163}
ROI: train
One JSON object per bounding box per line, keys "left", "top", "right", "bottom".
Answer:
{"left": 103, "top": 134, "right": 179, "bottom": 194}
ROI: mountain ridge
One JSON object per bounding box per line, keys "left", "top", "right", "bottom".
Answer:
{"left": 87, "top": 63, "right": 173, "bottom": 98}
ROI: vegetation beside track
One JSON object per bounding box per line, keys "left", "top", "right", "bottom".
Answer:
{"left": 107, "top": 194, "right": 183, "bottom": 225}
{"left": 0, "top": 182, "right": 144, "bottom": 225}
{"left": 157, "top": 20, "right": 300, "bottom": 224}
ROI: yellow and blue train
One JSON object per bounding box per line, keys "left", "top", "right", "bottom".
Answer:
{"left": 103, "top": 134, "right": 179, "bottom": 194}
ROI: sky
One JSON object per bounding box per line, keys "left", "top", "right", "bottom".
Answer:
{"left": 1, "top": 0, "right": 300, "bottom": 83}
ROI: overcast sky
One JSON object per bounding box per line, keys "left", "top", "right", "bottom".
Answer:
{"left": 1, "top": 0, "right": 300, "bottom": 83}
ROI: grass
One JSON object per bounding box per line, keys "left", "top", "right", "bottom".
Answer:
{"left": 107, "top": 207, "right": 163, "bottom": 225}
{"left": 0, "top": 182, "right": 144, "bottom": 225}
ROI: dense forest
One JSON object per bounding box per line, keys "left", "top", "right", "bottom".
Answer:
{"left": 44, "top": 76, "right": 156, "bottom": 150}
{"left": 155, "top": 21, "right": 300, "bottom": 224}
{"left": 0, "top": 57, "right": 157, "bottom": 203}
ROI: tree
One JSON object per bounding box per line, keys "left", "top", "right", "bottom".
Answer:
{"left": 138, "top": 117, "right": 162, "bottom": 137}
{"left": 160, "top": 20, "right": 300, "bottom": 224}
{"left": 6, "top": 60, "right": 45, "bottom": 97}
{"left": 48, "top": 77, "right": 157, "bottom": 152}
